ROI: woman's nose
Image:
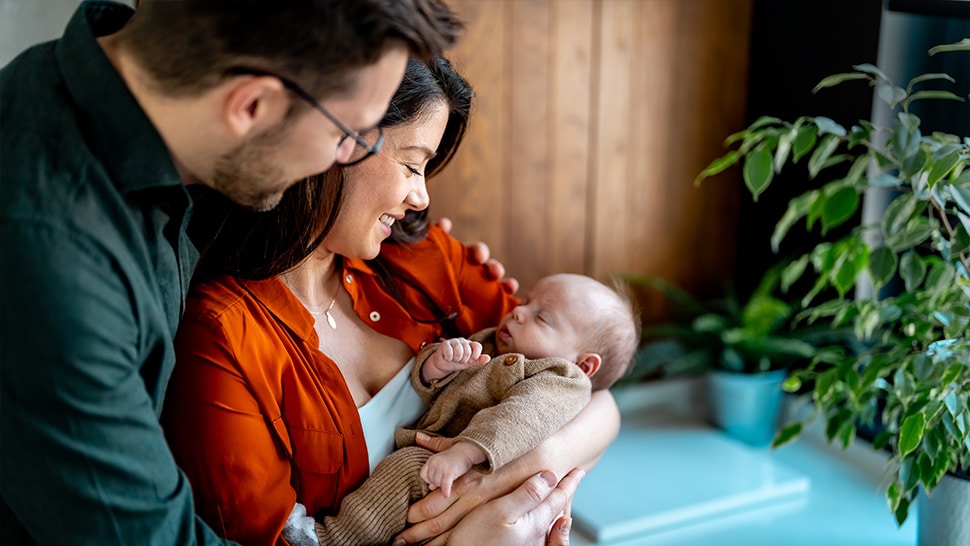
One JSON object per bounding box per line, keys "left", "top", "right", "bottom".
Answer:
{"left": 406, "top": 179, "right": 430, "bottom": 211}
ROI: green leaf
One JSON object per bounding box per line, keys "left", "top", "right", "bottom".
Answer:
{"left": 693, "top": 313, "right": 729, "bottom": 333}
{"left": 900, "top": 454, "right": 920, "bottom": 491}
{"left": 813, "top": 72, "right": 870, "bottom": 93}
{"left": 792, "top": 124, "right": 818, "bottom": 163}
{"left": 831, "top": 243, "right": 868, "bottom": 296}
{"left": 926, "top": 145, "right": 962, "bottom": 187}
{"left": 836, "top": 419, "right": 856, "bottom": 449}
{"left": 951, "top": 224, "right": 970, "bottom": 255}
{"left": 945, "top": 391, "right": 960, "bottom": 416}
{"left": 774, "top": 127, "right": 797, "bottom": 173}
{"left": 929, "top": 38, "right": 970, "bottom": 55}
{"left": 847, "top": 124, "right": 871, "bottom": 149}
{"left": 907, "top": 72, "right": 956, "bottom": 88}
{"left": 885, "top": 217, "right": 932, "bottom": 253}
{"left": 869, "top": 172, "right": 901, "bottom": 187}
{"left": 951, "top": 185, "right": 970, "bottom": 216}
{"left": 872, "top": 430, "right": 893, "bottom": 451}
{"left": 771, "top": 191, "right": 818, "bottom": 252}
{"left": 780, "top": 255, "right": 809, "bottom": 292}
{"left": 900, "top": 251, "right": 927, "bottom": 292}
{"left": 743, "top": 146, "right": 774, "bottom": 201}
{"left": 815, "top": 368, "right": 838, "bottom": 403}
{"left": 894, "top": 494, "right": 911, "bottom": 527}
{"left": 852, "top": 63, "right": 891, "bottom": 81}
{"left": 898, "top": 413, "right": 926, "bottom": 457}
{"left": 808, "top": 135, "right": 841, "bottom": 179}
{"left": 845, "top": 155, "right": 870, "bottom": 184}
{"left": 905, "top": 90, "right": 966, "bottom": 107}
{"left": 887, "top": 482, "right": 901, "bottom": 514}
{"left": 959, "top": 211, "right": 970, "bottom": 235}
{"left": 695, "top": 150, "right": 741, "bottom": 185}
{"left": 867, "top": 246, "right": 897, "bottom": 289}
{"left": 821, "top": 186, "right": 860, "bottom": 234}
{"left": 781, "top": 376, "right": 802, "bottom": 392}
{"left": 747, "top": 115, "right": 784, "bottom": 131}
{"left": 902, "top": 148, "right": 930, "bottom": 181}
{"left": 813, "top": 116, "right": 847, "bottom": 137}
{"left": 877, "top": 82, "right": 907, "bottom": 109}
{"left": 891, "top": 114, "right": 921, "bottom": 164}
{"left": 772, "top": 422, "right": 803, "bottom": 448}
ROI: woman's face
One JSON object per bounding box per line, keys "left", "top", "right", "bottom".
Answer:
{"left": 320, "top": 100, "right": 448, "bottom": 260}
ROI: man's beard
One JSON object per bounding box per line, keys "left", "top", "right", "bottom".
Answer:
{"left": 211, "top": 127, "right": 294, "bottom": 212}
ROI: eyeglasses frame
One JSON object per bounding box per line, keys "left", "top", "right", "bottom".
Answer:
{"left": 227, "top": 68, "right": 384, "bottom": 167}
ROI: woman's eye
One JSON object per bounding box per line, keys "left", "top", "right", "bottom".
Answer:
{"left": 406, "top": 165, "right": 423, "bottom": 176}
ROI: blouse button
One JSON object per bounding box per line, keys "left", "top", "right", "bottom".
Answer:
{"left": 504, "top": 355, "right": 518, "bottom": 365}
{"left": 345, "top": 274, "right": 354, "bottom": 284}
{"left": 369, "top": 311, "right": 381, "bottom": 322}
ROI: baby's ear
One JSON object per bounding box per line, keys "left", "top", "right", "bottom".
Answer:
{"left": 576, "top": 353, "right": 602, "bottom": 378}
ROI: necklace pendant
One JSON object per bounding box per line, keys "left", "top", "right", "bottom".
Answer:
{"left": 325, "top": 310, "right": 337, "bottom": 330}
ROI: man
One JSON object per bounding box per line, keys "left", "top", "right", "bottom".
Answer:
{"left": 0, "top": 1, "right": 460, "bottom": 543}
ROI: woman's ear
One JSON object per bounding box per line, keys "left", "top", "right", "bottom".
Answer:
{"left": 222, "top": 76, "right": 289, "bottom": 138}
{"left": 577, "top": 353, "right": 602, "bottom": 378}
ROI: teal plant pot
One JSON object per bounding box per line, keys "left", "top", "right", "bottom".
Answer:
{"left": 918, "top": 472, "right": 970, "bottom": 546}
{"left": 707, "top": 369, "right": 786, "bottom": 447}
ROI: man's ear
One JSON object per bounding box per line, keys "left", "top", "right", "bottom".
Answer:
{"left": 223, "top": 76, "right": 288, "bottom": 139}
{"left": 577, "top": 353, "right": 602, "bottom": 378}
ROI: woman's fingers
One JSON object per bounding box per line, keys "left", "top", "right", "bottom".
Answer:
{"left": 415, "top": 432, "right": 456, "bottom": 453}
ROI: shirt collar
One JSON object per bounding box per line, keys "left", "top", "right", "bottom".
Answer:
{"left": 239, "top": 277, "right": 318, "bottom": 342}
{"left": 56, "top": 1, "right": 183, "bottom": 195}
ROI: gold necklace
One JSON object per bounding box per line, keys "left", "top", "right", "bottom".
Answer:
{"left": 308, "top": 279, "right": 340, "bottom": 330}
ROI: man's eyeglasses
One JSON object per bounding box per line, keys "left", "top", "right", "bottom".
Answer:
{"left": 228, "top": 68, "right": 384, "bottom": 166}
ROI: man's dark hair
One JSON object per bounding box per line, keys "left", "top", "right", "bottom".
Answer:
{"left": 119, "top": 0, "right": 463, "bottom": 98}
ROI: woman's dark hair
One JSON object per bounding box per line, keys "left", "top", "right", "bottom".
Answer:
{"left": 192, "top": 56, "right": 473, "bottom": 282}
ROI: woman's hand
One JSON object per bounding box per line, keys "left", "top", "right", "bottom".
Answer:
{"left": 393, "top": 469, "right": 584, "bottom": 546}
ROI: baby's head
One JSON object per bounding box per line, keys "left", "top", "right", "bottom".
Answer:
{"left": 495, "top": 273, "right": 640, "bottom": 390}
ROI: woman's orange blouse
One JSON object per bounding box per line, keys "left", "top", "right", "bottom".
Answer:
{"left": 163, "top": 226, "right": 518, "bottom": 546}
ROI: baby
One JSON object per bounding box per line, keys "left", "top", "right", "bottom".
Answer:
{"left": 408, "top": 272, "right": 641, "bottom": 497}
{"left": 304, "top": 273, "right": 640, "bottom": 545}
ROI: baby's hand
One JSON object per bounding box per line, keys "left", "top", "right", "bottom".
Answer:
{"left": 420, "top": 442, "right": 485, "bottom": 498}
{"left": 422, "top": 338, "right": 490, "bottom": 383}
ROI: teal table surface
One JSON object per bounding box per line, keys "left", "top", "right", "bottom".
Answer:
{"left": 569, "top": 380, "right": 916, "bottom": 546}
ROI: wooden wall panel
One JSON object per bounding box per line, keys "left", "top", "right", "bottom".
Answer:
{"left": 438, "top": 0, "right": 752, "bottom": 318}
{"left": 432, "top": 1, "right": 507, "bottom": 250}
{"left": 548, "top": 1, "right": 594, "bottom": 276}
{"left": 503, "top": 0, "right": 551, "bottom": 281}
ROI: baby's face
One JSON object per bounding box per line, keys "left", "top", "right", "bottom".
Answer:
{"left": 495, "top": 274, "right": 597, "bottom": 361}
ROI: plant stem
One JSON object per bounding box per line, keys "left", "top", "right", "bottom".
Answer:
{"left": 928, "top": 195, "right": 970, "bottom": 273}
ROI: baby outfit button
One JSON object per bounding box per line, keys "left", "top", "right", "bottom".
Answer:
{"left": 504, "top": 355, "right": 518, "bottom": 365}
{"left": 369, "top": 311, "right": 381, "bottom": 322}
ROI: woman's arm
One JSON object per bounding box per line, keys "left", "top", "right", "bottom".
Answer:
{"left": 392, "top": 389, "right": 619, "bottom": 544}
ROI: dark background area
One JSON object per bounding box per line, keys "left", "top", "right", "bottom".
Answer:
{"left": 734, "top": 0, "right": 970, "bottom": 299}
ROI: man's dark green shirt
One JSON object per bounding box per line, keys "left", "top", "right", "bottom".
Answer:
{"left": 1, "top": 2, "right": 234, "bottom": 544}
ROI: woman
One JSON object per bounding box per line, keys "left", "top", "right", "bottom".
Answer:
{"left": 164, "top": 57, "right": 619, "bottom": 545}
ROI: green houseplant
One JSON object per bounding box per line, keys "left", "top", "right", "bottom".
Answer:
{"left": 625, "top": 266, "right": 844, "bottom": 446}
{"left": 627, "top": 264, "right": 824, "bottom": 378}
{"left": 696, "top": 39, "right": 970, "bottom": 531}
